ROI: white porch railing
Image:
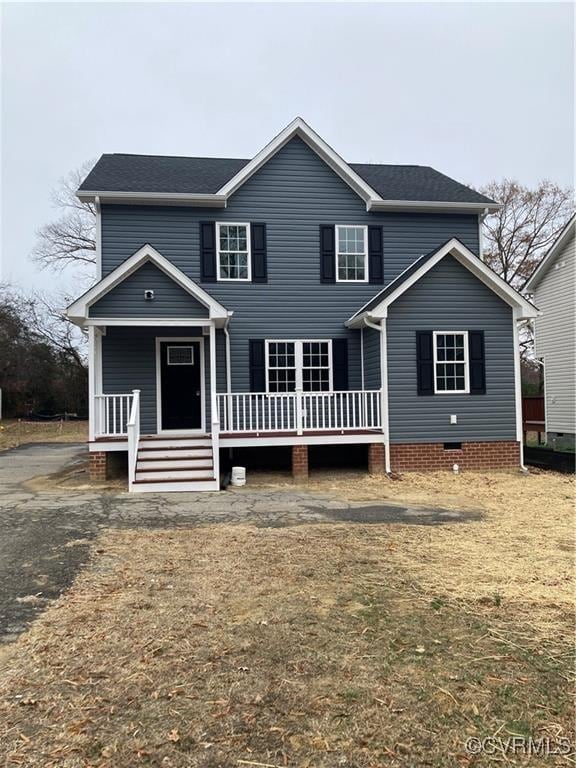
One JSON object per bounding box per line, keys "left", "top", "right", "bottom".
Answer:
{"left": 127, "top": 390, "right": 141, "bottom": 489}
{"left": 94, "top": 393, "right": 135, "bottom": 437}
{"left": 217, "top": 390, "right": 382, "bottom": 435}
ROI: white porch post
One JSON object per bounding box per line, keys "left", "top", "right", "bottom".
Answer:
{"left": 209, "top": 323, "right": 220, "bottom": 482}
{"left": 513, "top": 307, "right": 527, "bottom": 470}
{"left": 88, "top": 326, "right": 95, "bottom": 441}
{"left": 379, "top": 317, "right": 391, "bottom": 473}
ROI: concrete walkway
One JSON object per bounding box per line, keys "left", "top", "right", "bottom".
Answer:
{"left": 0, "top": 442, "right": 481, "bottom": 642}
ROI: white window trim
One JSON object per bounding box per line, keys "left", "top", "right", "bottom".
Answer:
{"left": 166, "top": 345, "right": 195, "bottom": 365}
{"left": 216, "top": 222, "right": 252, "bottom": 282}
{"left": 265, "top": 339, "right": 333, "bottom": 392}
{"left": 335, "top": 224, "right": 368, "bottom": 283}
{"left": 433, "top": 331, "right": 470, "bottom": 395}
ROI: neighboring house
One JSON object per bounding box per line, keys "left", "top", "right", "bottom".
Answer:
{"left": 525, "top": 214, "right": 575, "bottom": 451}
{"left": 67, "top": 118, "right": 537, "bottom": 492}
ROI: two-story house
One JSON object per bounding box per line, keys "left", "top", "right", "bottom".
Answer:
{"left": 67, "top": 118, "right": 537, "bottom": 492}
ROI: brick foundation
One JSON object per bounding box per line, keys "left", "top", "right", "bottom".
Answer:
{"left": 368, "top": 443, "right": 385, "bottom": 475}
{"left": 89, "top": 451, "right": 108, "bottom": 482}
{"left": 390, "top": 441, "right": 520, "bottom": 472}
{"left": 292, "top": 445, "right": 309, "bottom": 481}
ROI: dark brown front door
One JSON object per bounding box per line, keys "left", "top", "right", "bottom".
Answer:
{"left": 159, "top": 341, "right": 202, "bottom": 430}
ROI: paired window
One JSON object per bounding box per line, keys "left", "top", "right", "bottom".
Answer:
{"left": 266, "top": 340, "right": 332, "bottom": 392}
{"left": 433, "top": 332, "right": 469, "bottom": 394}
{"left": 217, "top": 223, "right": 251, "bottom": 281}
{"left": 336, "top": 225, "right": 368, "bottom": 282}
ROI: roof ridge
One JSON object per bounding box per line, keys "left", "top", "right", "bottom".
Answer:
{"left": 106, "top": 153, "right": 250, "bottom": 162}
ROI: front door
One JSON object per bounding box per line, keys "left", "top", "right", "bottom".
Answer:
{"left": 159, "top": 340, "right": 202, "bottom": 431}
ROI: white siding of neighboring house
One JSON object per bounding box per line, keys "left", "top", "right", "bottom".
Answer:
{"left": 532, "top": 230, "right": 575, "bottom": 437}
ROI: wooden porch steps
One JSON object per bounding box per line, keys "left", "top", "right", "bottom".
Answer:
{"left": 131, "top": 435, "right": 219, "bottom": 493}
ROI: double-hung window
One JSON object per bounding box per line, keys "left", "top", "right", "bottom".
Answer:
{"left": 217, "top": 223, "right": 251, "bottom": 281}
{"left": 433, "top": 332, "right": 469, "bottom": 394}
{"left": 336, "top": 225, "right": 368, "bottom": 282}
{"left": 266, "top": 340, "right": 332, "bottom": 392}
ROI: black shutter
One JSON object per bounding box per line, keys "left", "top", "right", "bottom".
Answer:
{"left": 320, "top": 225, "right": 335, "bottom": 283}
{"left": 332, "top": 338, "right": 349, "bottom": 390}
{"left": 249, "top": 340, "right": 266, "bottom": 392}
{"left": 251, "top": 223, "right": 267, "bottom": 283}
{"left": 200, "top": 222, "right": 217, "bottom": 282}
{"left": 368, "top": 226, "right": 384, "bottom": 283}
{"left": 416, "top": 331, "right": 434, "bottom": 395}
{"left": 469, "top": 330, "right": 486, "bottom": 394}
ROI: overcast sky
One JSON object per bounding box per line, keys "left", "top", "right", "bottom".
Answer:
{"left": 1, "top": 1, "right": 573, "bottom": 296}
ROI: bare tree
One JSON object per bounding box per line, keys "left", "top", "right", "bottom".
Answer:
{"left": 479, "top": 179, "right": 574, "bottom": 289}
{"left": 31, "top": 161, "right": 97, "bottom": 275}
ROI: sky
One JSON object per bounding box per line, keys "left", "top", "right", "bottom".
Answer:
{"left": 1, "top": 1, "right": 574, "bottom": 296}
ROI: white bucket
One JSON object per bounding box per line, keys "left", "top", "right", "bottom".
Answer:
{"left": 231, "top": 466, "right": 246, "bottom": 487}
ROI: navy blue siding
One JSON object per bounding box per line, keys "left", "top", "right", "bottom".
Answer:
{"left": 101, "top": 327, "right": 213, "bottom": 434}
{"left": 363, "top": 327, "right": 381, "bottom": 389}
{"left": 387, "top": 256, "right": 516, "bottom": 443}
{"left": 100, "top": 137, "right": 479, "bottom": 393}
{"left": 90, "top": 261, "right": 207, "bottom": 318}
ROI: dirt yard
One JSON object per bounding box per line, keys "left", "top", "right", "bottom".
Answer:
{"left": 0, "top": 469, "right": 573, "bottom": 767}
{"left": 0, "top": 419, "right": 88, "bottom": 451}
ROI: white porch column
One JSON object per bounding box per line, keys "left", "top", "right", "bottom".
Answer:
{"left": 513, "top": 307, "right": 527, "bottom": 470}
{"left": 209, "top": 323, "right": 220, "bottom": 482}
{"left": 88, "top": 326, "right": 95, "bottom": 441}
{"left": 379, "top": 317, "right": 391, "bottom": 473}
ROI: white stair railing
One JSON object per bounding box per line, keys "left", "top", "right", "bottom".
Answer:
{"left": 127, "top": 389, "right": 140, "bottom": 491}
{"left": 94, "top": 393, "right": 134, "bottom": 437}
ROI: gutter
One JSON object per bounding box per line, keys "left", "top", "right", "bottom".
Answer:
{"left": 363, "top": 317, "right": 391, "bottom": 474}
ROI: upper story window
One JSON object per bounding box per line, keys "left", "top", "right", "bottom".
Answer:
{"left": 336, "top": 225, "right": 368, "bottom": 282}
{"left": 433, "top": 332, "right": 469, "bottom": 393}
{"left": 266, "top": 340, "right": 332, "bottom": 393}
{"left": 217, "top": 223, "right": 251, "bottom": 281}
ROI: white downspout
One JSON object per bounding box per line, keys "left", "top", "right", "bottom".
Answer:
{"left": 364, "top": 316, "right": 391, "bottom": 474}
{"left": 360, "top": 326, "right": 365, "bottom": 390}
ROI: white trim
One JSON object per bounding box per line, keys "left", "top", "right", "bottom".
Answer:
{"left": 265, "top": 339, "right": 333, "bottom": 393}
{"left": 360, "top": 327, "right": 365, "bottom": 391}
{"left": 512, "top": 308, "right": 526, "bottom": 469}
{"left": 83, "top": 318, "right": 216, "bottom": 327}
{"left": 335, "top": 225, "right": 369, "bottom": 283}
{"left": 220, "top": 433, "right": 386, "bottom": 448}
{"left": 346, "top": 238, "right": 538, "bottom": 327}
{"left": 217, "top": 117, "right": 382, "bottom": 205}
{"left": 66, "top": 244, "right": 229, "bottom": 326}
{"left": 95, "top": 196, "right": 102, "bottom": 280}
{"left": 78, "top": 190, "right": 227, "bottom": 207}
{"left": 367, "top": 199, "right": 501, "bottom": 213}
{"left": 525, "top": 214, "right": 575, "bottom": 291}
{"left": 432, "top": 331, "right": 470, "bottom": 395}
{"left": 155, "top": 337, "right": 206, "bottom": 435}
{"left": 88, "top": 327, "right": 96, "bottom": 441}
{"left": 216, "top": 222, "right": 252, "bottom": 282}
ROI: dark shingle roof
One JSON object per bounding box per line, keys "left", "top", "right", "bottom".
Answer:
{"left": 79, "top": 153, "right": 495, "bottom": 205}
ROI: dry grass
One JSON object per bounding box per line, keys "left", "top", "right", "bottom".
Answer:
{"left": 0, "top": 419, "right": 88, "bottom": 451}
{"left": 248, "top": 469, "right": 576, "bottom": 641}
{"left": 0, "top": 470, "right": 574, "bottom": 767}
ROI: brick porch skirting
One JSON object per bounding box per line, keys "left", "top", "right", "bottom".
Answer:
{"left": 89, "top": 451, "right": 108, "bottom": 482}
{"left": 390, "top": 441, "right": 520, "bottom": 472}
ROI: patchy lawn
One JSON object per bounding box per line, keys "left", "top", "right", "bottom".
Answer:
{"left": 0, "top": 470, "right": 574, "bottom": 767}
{"left": 0, "top": 419, "right": 88, "bottom": 451}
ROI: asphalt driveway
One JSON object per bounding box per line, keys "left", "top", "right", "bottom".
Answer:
{"left": 0, "top": 442, "right": 481, "bottom": 642}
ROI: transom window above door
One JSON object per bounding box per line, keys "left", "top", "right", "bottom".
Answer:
{"left": 217, "top": 223, "right": 251, "bottom": 281}
{"left": 336, "top": 225, "right": 368, "bottom": 282}
{"left": 266, "top": 340, "right": 332, "bottom": 392}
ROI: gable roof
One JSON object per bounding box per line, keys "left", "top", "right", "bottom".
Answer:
{"left": 524, "top": 213, "right": 575, "bottom": 291}
{"left": 346, "top": 238, "right": 538, "bottom": 327}
{"left": 66, "top": 244, "right": 230, "bottom": 326}
{"left": 78, "top": 117, "right": 499, "bottom": 213}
